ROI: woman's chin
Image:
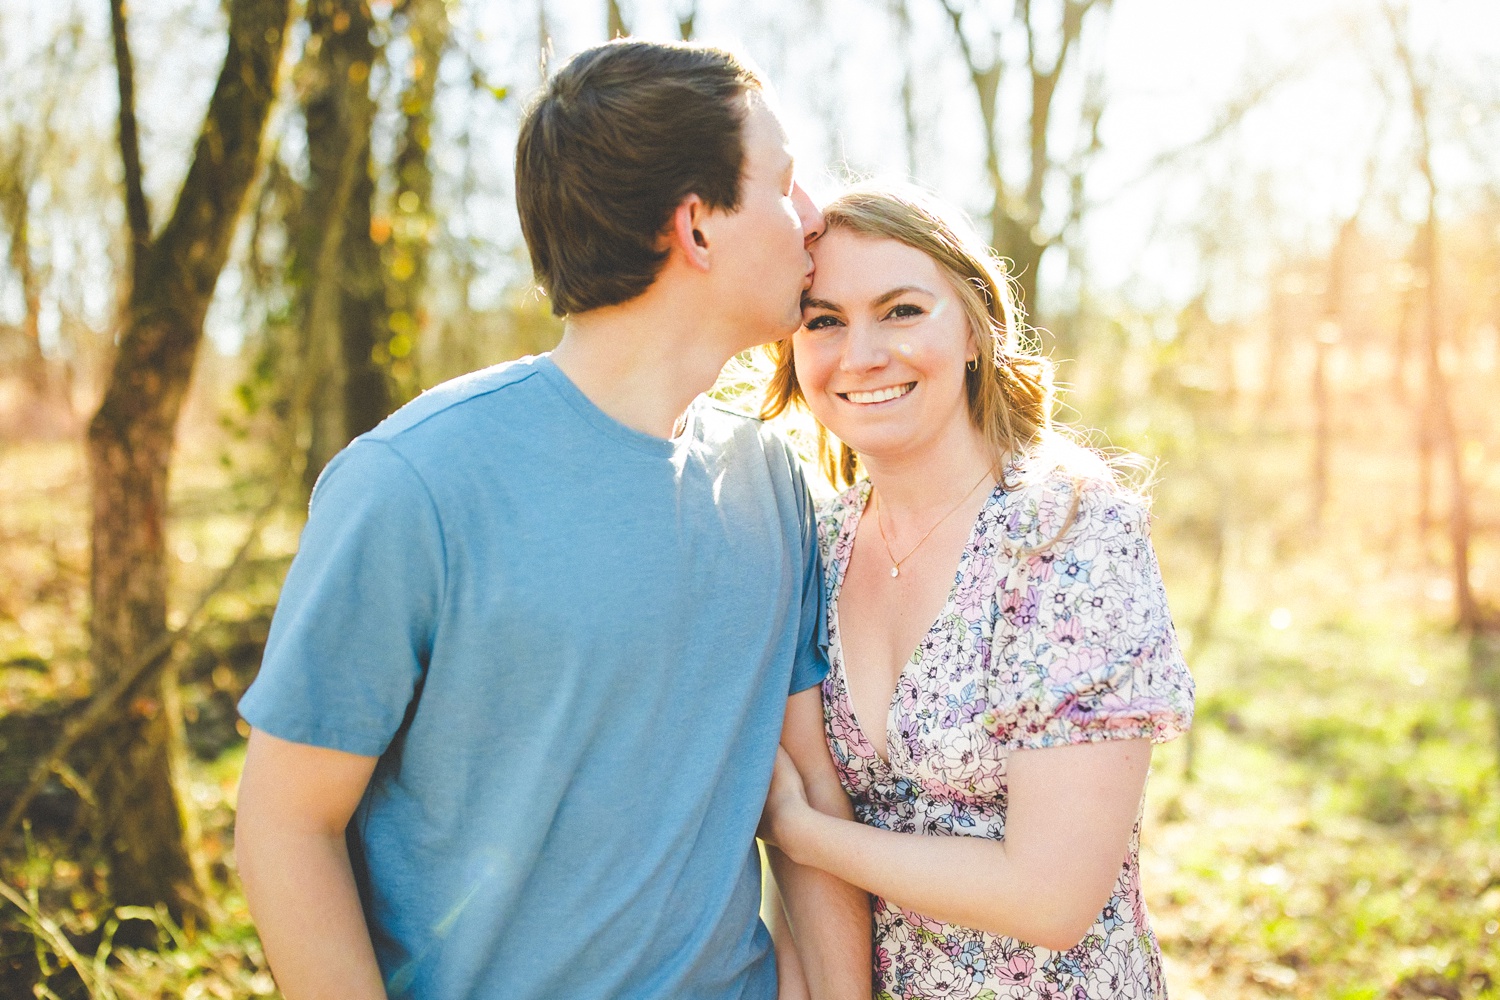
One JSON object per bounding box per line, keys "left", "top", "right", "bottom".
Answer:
{"left": 838, "top": 432, "right": 921, "bottom": 467}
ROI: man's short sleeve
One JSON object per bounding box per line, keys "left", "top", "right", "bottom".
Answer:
{"left": 787, "top": 455, "right": 830, "bottom": 695}
{"left": 239, "top": 439, "right": 447, "bottom": 757}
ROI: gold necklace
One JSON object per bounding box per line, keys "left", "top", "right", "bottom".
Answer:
{"left": 872, "top": 469, "right": 994, "bottom": 579}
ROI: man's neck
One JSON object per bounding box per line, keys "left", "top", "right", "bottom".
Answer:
{"left": 549, "top": 302, "right": 738, "bottom": 441}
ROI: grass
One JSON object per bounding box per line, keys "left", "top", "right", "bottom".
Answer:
{"left": 1144, "top": 565, "right": 1500, "bottom": 999}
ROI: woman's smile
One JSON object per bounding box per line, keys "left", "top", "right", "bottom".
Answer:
{"left": 838, "top": 382, "right": 916, "bottom": 405}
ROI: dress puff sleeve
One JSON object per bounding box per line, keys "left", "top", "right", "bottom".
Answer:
{"left": 982, "top": 473, "right": 1194, "bottom": 752}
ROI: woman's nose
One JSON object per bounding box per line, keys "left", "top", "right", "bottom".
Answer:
{"left": 839, "top": 325, "right": 888, "bottom": 373}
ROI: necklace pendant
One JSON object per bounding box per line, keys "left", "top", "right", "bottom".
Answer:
{"left": 890, "top": 565, "right": 900, "bottom": 578}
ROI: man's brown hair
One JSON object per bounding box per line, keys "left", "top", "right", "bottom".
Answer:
{"left": 515, "top": 40, "right": 764, "bottom": 317}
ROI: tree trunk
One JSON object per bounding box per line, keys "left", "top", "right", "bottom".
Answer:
{"left": 1392, "top": 264, "right": 1414, "bottom": 403}
{"left": 1389, "top": 4, "right": 1478, "bottom": 629}
{"left": 888, "top": 0, "right": 920, "bottom": 177}
{"left": 1312, "top": 217, "right": 1354, "bottom": 529}
{"left": 607, "top": 0, "right": 629, "bottom": 38}
{"left": 93, "top": 0, "right": 290, "bottom": 918}
{"left": 341, "top": 146, "right": 391, "bottom": 439}
{"left": 940, "top": 0, "right": 1105, "bottom": 321}
{"left": 676, "top": 0, "right": 697, "bottom": 39}
{"left": 1418, "top": 212, "right": 1476, "bottom": 627}
{"left": 384, "top": 0, "right": 451, "bottom": 398}
{"left": 297, "top": 0, "right": 389, "bottom": 490}
{"left": 1261, "top": 278, "right": 1288, "bottom": 420}
{"left": 0, "top": 161, "right": 48, "bottom": 396}
{"left": 993, "top": 211, "right": 1045, "bottom": 322}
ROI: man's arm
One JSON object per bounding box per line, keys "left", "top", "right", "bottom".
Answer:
{"left": 235, "top": 728, "right": 387, "bottom": 1000}
{"left": 767, "top": 687, "right": 872, "bottom": 1000}
{"left": 763, "top": 857, "right": 810, "bottom": 1000}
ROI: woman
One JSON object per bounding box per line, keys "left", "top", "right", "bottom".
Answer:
{"left": 759, "top": 186, "right": 1194, "bottom": 1000}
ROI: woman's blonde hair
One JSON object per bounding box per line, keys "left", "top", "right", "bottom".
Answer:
{"left": 761, "top": 183, "right": 1056, "bottom": 488}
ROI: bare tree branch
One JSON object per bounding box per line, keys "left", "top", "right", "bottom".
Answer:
{"left": 108, "top": 0, "right": 151, "bottom": 289}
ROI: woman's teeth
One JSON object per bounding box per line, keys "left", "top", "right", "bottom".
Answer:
{"left": 843, "top": 383, "right": 914, "bottom": 404}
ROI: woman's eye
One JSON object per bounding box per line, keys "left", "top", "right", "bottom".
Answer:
{"left": 803, "top": 314, "right": 842, "bottom": 330}
{"left": 887, "top": 303, "right": 924, "bottom": 320}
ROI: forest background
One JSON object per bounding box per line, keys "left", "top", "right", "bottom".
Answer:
{"left": 0, "top": 0, "right": 1497, "bottom": 996}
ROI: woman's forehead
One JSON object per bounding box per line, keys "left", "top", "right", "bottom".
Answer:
{"left": 809, "top": 230, "right": 947, "bottom": 298}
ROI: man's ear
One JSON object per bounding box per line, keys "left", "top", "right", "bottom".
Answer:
{"left": 670, "top": 194, "right": 712, "bottom": 273}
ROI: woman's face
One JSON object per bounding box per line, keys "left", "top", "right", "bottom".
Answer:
{"left": 793, "top": 228, "right": 979, "bottom": 466}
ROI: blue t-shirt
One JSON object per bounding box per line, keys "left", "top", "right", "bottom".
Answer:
{"left": 238, "top": 355, "right": 828, "bottom": 1000}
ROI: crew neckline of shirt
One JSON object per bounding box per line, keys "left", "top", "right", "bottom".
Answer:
{"left": 532, "top": 353, "right": 699, "bottom": 458}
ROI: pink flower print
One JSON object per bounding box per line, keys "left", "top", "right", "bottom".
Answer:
{"left": 1046, "top": 615, "right": 1084, "bottom": 648}
{"left": 893, "top": 902, "right": 947, "bottom": 935}
{"left": 1001, "top": 586, "right": 1039, "bottom": 628}
{"left": 1100, "top": 695, "right": 1171, "bottom": 737}
{"left": 958, "top": 589, "right": 987, "bottom": 624}
{"left": 995, "top": 950, "right": 1036, "bottom": 986}
{"left": 1029, "top": 553, "right": 1056, "bottom": 583}
{"left": 826, "top": 694, "right": 863, "bottom": 748}
{"left": 875, "top": 945, "right": 893, "bottom": 976}
{"left": 1122, "top": 858, "right": 1150, "bottom": 934}
{"left": 1055, "top": 691, "right": 1110, "bottom": 733}
{"left": 1056, "top": 643, "right": 1108, "bottom": 683}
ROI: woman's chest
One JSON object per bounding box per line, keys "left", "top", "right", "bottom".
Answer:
{"left": 826, "top": 605, "right": 1014, "bottom": 812}
{"left": 836, "top": 538, "right": 969, "bottom": 762}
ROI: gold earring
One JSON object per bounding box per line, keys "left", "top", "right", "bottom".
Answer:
{"left": 966, "top": 357, "right": 979, "bottom": 371}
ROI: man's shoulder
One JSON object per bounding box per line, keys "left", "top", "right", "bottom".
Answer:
{"left": 364, "top": 356, "right": 552, "bottom": 446}
{"left": 310, "top": 358, "right": 561, "bottom": 507}
{"left": 696, "top": 398, "right": 795, "bottom": 459}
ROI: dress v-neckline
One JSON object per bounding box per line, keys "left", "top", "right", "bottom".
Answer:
{"left": 829, "top": 479, "right": 1003, "bottom": 768}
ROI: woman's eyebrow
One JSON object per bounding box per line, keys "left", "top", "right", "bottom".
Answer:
{"left": 871, "top": 285, "right": 934, "bottom": 308}
{"left": 801, "top": 296, "right": 842, "bottom": 312}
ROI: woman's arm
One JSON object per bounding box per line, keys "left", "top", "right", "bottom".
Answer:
{"left": 762, "top": 687, "right": 872, "bottom": 1000}
{"left": 763, "top": 736, "right": 1151, "bottom": 952}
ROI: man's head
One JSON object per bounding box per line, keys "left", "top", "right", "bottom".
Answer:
{"left": 516, "top": 40, "right": 821, "bottom": 341}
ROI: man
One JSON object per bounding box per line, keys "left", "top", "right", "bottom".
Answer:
{"left": 234, "top": 40, "right": 871, "bottom": 1000}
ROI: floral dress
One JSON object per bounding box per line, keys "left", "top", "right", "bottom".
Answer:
{"left": 817, "top": 462, "right": 1194, "bottom": 1000}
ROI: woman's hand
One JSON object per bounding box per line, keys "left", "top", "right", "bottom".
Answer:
{"left": 759, "top": 744, "right": 815, "bottom": 858}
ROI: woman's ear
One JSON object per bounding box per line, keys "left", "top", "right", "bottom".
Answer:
{"left": 670, "top": 195, "right": 712, "bottom": 272}
{"left": 966, "top": 324, "right": 985, "bottom": 367}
